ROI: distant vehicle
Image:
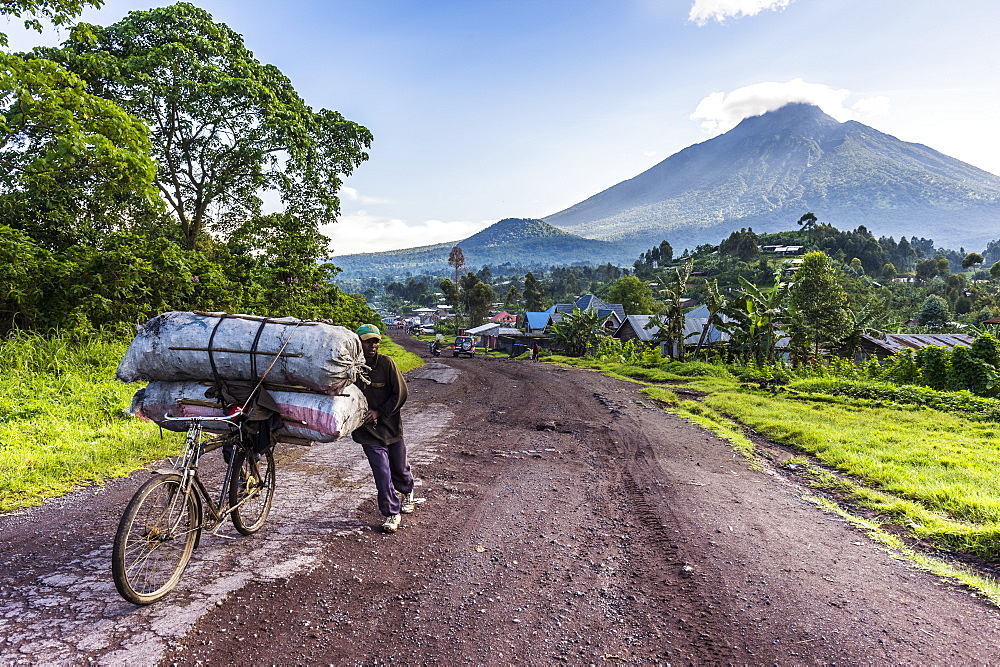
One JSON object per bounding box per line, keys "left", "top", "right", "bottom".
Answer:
{"left": 453, "top": 335, "right": 475, "bottom": 358}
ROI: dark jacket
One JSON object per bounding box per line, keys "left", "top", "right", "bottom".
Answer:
{"left": 352, "top": 352, "right": 408, "bottom": 446}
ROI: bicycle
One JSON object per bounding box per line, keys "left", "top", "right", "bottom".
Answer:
{"left": 111, "top": 409, "right": 276, "bottom": 605}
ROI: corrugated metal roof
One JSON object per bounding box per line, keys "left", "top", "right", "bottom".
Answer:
{"left": 864, "top": 333, "right": 973, "bottom": 353}
{"left": 614, "top": 315, "right": 656, "bottom": 342}
{"left": 683, "top": 318, "right": 729, "bottom": 343}
{"left": 525, "top": 312, "right": 550, "bottom": 331}
{"left": 466, "top": 323, "right": 500, "bottom": 335}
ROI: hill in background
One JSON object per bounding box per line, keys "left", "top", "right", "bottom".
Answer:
{"left": 331, "top": 218, "right": 624, "bottom": 278}
{"left": 335, "top": 104, "right": 1000, "bottom": 279}
{"left": 545, "top": 103, "right": 1000, "bottom": 256}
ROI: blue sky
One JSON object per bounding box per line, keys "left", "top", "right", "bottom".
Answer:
{"left": 5, "top": 0, "right": 999, "bottom": 255}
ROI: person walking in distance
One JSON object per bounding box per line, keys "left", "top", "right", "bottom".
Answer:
{"left": 353, "top": 324, "right": 416, "bottom": 533}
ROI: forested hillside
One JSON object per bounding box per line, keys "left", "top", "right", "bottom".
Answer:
{"left": 331, "top": 218, "right": 626, "bottom": 278}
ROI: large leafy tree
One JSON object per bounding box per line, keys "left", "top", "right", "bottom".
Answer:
{"left": 0, "top": 0, "right": 158, "bottom": 250}
{"left": 787, "top": 251, "right": 852, "bottom": 358}
{"left": 459, "top": 272, "right": 493, "bottom": 326}
{"left": 0, "top": 0, "right": 102, "bottom": 40}
{"left": 42, "top": 2, "right": 372, "bottom": 249}
{"left": 523, "top": 271, "right": 544, "bottom": 311}
{"left": 605, "top": 275, "right": 655, "bottom": 315}
{"left": 0, "top": 54, "right": 157, "bottom": 249}
{"left": 917, "top": 294, "right": 950, "bottom": 329}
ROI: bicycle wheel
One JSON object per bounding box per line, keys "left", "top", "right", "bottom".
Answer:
{"left": 229, "top": 447, "right": 275, "bottom": 535}
{"left": 112, "top": 473, "right": 201, "bottom": 605}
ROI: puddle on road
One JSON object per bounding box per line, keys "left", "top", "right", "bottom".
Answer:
{"left": 0, "top": 403, "right": 453, "bottom": 665}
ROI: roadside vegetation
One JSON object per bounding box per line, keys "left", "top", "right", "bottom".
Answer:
{"left": 0, "top": 333, "right": 180, "bottom": 513}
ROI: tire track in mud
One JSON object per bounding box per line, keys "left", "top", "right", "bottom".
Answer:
{"left": 587, "top": 393, "right": 753, "bottom": 664}
{"left": 0, "top": 400, "right": 451, "bottom": 665}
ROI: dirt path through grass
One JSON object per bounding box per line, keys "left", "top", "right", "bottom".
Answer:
{"left": 3, "top": 334, "right": 1000, "bottom": 664}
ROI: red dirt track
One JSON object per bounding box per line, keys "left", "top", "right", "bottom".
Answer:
{"left": 2, "top": 333, "right": 999, "bottom": 664}
{"left": 164, "top": 335, "right": 1000, "bottom": 664}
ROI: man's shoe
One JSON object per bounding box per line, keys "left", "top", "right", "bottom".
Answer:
{"left": 382, "top": 514, "right": 401, "bottom": 533}
{"left": 400, "top": 491, "right": 415, "bottom": 514}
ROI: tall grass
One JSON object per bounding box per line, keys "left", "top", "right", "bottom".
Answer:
{"left": 0, "top": 332, "right": 181, "bottom": 513}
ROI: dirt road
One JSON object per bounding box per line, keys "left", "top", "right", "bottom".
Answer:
{"left": 3, "top": 334, "right": 1000, "bottom": 664}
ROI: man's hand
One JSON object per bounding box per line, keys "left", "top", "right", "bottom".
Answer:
{"left": 363, "top": 409, "right": 380, "bottom": 424}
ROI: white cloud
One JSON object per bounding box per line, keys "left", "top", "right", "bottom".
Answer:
{"left": 339, "top": 186, "right": 389, "bottom": 205}
{"left": 689, "top": 79, "right": 892, "bottom": 133}
{"left": 322, "top": 212, "right": 493, "bottom": 256}
{"left": 688, "top": 0, "right": 794, "bottom": 25}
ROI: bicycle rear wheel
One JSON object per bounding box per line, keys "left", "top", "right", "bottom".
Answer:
{"left": 112, "top": 473, "right": 200, "bottom": 605}
{"left": 229, "top": 447, "right": 275, "bottom": 535}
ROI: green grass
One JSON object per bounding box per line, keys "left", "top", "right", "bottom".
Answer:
{"left": 0, "top": 332, "right": 181, "bottom": 513}
{"left": 702, "top": 384, "right": 1000, "bottom": 557}
{"left": 381, "top": 335, "right": 423, "bottom": 373}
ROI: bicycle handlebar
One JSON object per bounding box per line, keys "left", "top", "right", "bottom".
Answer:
{"left": 163, "top": 406, "right": 245, "bottom": 425}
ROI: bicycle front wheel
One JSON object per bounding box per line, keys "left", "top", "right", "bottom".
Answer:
{"left": 112, "top": 473, "right": 200, "bottom": 605}
{"left": 229, "top": 447, "right": 275, "bottom": 535}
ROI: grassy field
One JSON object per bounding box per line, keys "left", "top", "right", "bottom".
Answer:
{"left": 0, "top": 331, "right": 424, "bottom": 514}
{"left": 0, "top": 333, "right": 182, "bottom": 513}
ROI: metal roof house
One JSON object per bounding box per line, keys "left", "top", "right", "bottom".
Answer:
{"left": 489, "top": 311, "right": 518, "bottom": 324}
{"left": 854, "top": 333, "right": 974, "bottom": 362}
{"left": 613, "top": 315, "right": 658, "bottom": 343}
{"left": 523, "top": 311, "right": 551, "bottom": 333}
{"left": 524, "top": 294, "right": 625, "bottom": 334}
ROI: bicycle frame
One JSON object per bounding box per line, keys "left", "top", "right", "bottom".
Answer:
{"left": 163, "top": 412, "right": 253, "bottom": 533}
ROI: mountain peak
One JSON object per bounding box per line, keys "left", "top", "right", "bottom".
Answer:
{"left": 462, "top": 218, "right": 577, "bottom": 248}
{"left": 545, "top": 103, "right": 1000, "bottom": 253}
{"left": 731, "top": 102, "right": 839, "bottom": 134}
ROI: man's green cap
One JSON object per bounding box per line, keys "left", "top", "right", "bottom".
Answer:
{"left": 356, "top": 324, "right": 382, "bottom": 340}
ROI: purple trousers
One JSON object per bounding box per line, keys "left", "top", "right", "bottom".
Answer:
{"left": 362, "top": 438, "right": 414, "bottom": 517}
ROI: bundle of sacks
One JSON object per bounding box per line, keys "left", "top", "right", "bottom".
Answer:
{"left": 118, "top": 311, "right": 369, "bottom": 443}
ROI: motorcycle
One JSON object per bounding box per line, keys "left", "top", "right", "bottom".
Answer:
{"left": 429, "top": 342, "right": 441, "bottom": 357}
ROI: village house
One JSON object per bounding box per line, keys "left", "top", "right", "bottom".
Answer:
{"left": 850, "top": 333, "right": 974, "bottom": 363}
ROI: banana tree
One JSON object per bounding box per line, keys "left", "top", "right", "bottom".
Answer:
{"left": 719, "top": 273, "right": 790, "bottom": 363}
{"left": 651, "top": 259, "right": 693, "bottom": 360}
{"left": 692, "top": 279, "right": 728, "bottom": 361}
{"left": 549, "top": 307, "right": 607, "bottom": 356}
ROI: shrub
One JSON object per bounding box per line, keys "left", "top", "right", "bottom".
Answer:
{"left": 916, "top": 345, "right": 950, "bottom": 390}
{"left": 950, "top": 346, "right": 997, "bottom": 397}
{"left": 789, "top": 377, "right": 1000, "bottom": 421}
{"left": 878, "top": 348, "right": 920, "bottom": 385}
{"left": 972, "top": 333, "right": 1000, "bottom": 367}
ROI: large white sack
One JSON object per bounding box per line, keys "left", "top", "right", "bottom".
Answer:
{"left": 130, "top": 381, "right": 368, "bottom": 443}
{"left": 116, "top": 311, "right": 364, "bottom": 394}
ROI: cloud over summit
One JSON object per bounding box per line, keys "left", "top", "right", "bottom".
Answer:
{"left": 690, "top": 79, "right": 891, "bottom": 133}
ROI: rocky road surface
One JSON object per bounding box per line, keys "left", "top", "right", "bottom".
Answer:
{"left": 2, "top": 334, "right": 1000, "bottom": 664}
